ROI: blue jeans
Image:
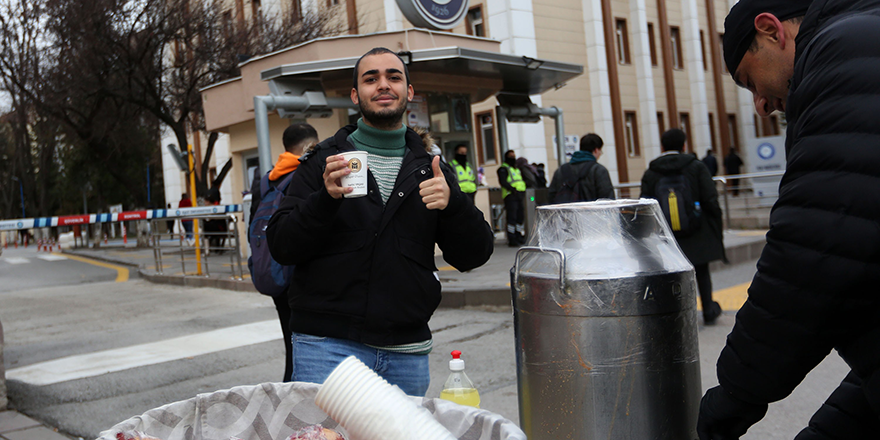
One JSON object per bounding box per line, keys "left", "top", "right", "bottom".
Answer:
{"left": 291, "top": 332, "right": 430, "bottom": 396}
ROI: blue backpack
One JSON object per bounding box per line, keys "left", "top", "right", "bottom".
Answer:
{"left": 248, "top": 172, "right": 295, "bottom": 297}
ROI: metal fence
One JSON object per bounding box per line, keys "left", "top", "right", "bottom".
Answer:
{"left": 149, "top": 213, "right": 245, "bottom": 280}
{"left": 614, "top": 171, "right": 785, "bottom": 228}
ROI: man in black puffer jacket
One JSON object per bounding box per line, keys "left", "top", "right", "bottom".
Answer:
{"left": 641, "top": 128, "right": 725, "bottom": 325}
{"left": 698, "top": 0, "right": 880, "bottom": 438}
{"left": 267, "top": 48, "right": 494, "bottom": 397}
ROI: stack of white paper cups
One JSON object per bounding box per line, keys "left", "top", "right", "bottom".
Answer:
{"left": 315, "top": 356, "right": 456, "bottom": 440}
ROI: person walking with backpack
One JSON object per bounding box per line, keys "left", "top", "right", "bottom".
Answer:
{"left": 248, "top": 122, "right": 319, "bottom": 383}
{"left": 548, "top": 133, "right": 614, "bottom": 204}
{"left": 640, "top": 128, "right": 725, "bottom": 324}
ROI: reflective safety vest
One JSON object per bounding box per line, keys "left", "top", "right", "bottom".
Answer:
{"left": 454, "top": 162, "right": 476, "bottom": 193}
{"left": 501, "top": 163, "right": 526, "bottom": 199}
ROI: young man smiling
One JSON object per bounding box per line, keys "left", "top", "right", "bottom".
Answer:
{"left": 698, "top": 0, "right": 880, "bottom": 438}
{"left": 266, "top": 48, "right": 494, "bottom": 396}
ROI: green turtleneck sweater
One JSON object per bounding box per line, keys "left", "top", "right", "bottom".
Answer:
{"left": 348, "top": 119, "right": 433, "bottom": 355}
{"left": 348, "top": 118, "right": 407, "bottom": 204}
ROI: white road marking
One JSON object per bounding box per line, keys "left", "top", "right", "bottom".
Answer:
{"left": 36, "top": 255, "right": 68, "bottom": 261}
{"left": 3, "top": 257, "right": 30, "bottom": 264}
{"left": 6, "top": 320, "right": 281, "bottom": 386}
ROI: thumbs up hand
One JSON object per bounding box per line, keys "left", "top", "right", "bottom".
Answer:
{"left": 419, "top": 156, "right": 451, "bottom": 210}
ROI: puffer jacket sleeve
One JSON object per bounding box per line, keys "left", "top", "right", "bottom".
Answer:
{"left": 435, "top": 160, "right": 494, "bottom": 271}
{"left": 716, "top": 12, "right": 880, "bottom": 405}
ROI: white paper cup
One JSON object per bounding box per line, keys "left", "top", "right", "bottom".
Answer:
{"left": 315, "top": 356, "right": 456, "bottom": 440}
{"left": 340, "top": 151, "right": 368, "bottom": 198}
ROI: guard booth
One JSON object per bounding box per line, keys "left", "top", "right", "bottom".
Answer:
{"left": 200, "top": 29, "right": 582, "bottom": 249}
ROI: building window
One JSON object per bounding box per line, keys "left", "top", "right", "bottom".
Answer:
{"left": 657, "top": 111, "right": 665, "bottom": 139}
{"left": 235, "top": 0, "right": 245, "bottom": 24}
{"left": 647, "top": 23, "right": 658, "bottom": 66}
{"left": 615, "top": 19, "right": 631, "bottom": 64}
{"left": 727, "top": 114, "right": 739, "bottom": 150}
{"left": 708, "top": 113, "right": 717, "bottom": 150}
{"left": 670, "top": 26, "right": 684, "bottom": 69}
{"left": 466, "top": 6, "right": 485, "bottom": 37}
{"left": 252, "top": 0, "right": 262, "bottom": 19}
{"left": 475, "top": 111, "right": 497, "bottom": 165}
{"left": 767, "top": 115, "right": 781, "bottom": 136}
{"left": 222, "top": 10, "right": 233, "bottom": 39}
{"left": 719, "top": 33, "right": 727, "bottom": 72}
{"left": 624, "top": 111, "right": 641, "bottom": 157}
{"left": 291, "top": 0, "right": 302, "bottom": 22}
{"left": 679, "top": 112, "right": 691, "bottom": 150}
{"left": 326, "top": 0, "right": 340, "bottom": 5}
{"left": 700, "top": 31, "right": 708, "bottom": 71}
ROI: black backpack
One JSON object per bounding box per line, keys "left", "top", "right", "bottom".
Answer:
{"left": 247, "top": 172, "right": 295, "bottom": 297}
{"left": 553, "top": 162, "right": 596, "bottom": 204}
{"left": 655, "top": 171, "right": 701, "bottom": 237}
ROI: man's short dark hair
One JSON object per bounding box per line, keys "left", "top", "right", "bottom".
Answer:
{"left": 352, "top": 47, "right": 411, "bottom": 90}
{"left": 580, "top": 133, "right": 603, "bottom": 152}
{"left": 282, "top": 123, "right": 318, "bottom": 152}
{"left": 661, "top": 128, "right": 687, "bottom": 152}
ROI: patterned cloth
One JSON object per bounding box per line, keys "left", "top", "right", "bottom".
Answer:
{"left": 97, "top": 382, "right": 525, "bottom": 440}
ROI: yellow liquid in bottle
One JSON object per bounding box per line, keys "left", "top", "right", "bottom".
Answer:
{"left": 439, "top": 388, "right": 481, "bottom": 408}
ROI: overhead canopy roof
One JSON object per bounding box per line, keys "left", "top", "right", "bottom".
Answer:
{"left": 260, "top": 46, "right": 583, "bottom": 97}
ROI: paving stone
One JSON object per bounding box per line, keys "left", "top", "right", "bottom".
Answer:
{"left": 2, "top": 426, "right": 71, "bottom": 440}
{"left": 0, "top": 412, "right": 41, "bottom": 434}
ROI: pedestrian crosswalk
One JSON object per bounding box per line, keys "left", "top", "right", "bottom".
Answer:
{"left": 6, "top": 320, "right": 281, "bottom": 386}
{"left": 2, "top": 254, "right": 68, "bottom": 264}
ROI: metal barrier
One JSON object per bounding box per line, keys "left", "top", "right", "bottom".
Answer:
{"left": 614, "top": 171, "right": 785, "bottom": 228}
{"left": 149, "top": 213, "right": 245, "bottom": 280}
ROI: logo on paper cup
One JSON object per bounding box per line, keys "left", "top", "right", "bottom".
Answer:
{"left": 348, "top": 158, "right": 364, "bottom": 173}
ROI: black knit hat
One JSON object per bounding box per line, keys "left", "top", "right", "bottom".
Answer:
{"left": 723, "top": 0, "right": 812, "bottom": 78}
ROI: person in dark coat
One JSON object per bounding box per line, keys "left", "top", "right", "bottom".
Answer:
{"left": 248, "top": 122, "right": 318, "bottom": 383}
{"left": 724, "top": 147, "right": 744, "bottom": 196}
{"left": 266, "top": 48, "right": 494, "bottom": 396}
{"left": 548, "top": 133, "right": 615, "bottom": 203}
{"left": 698, "top": 0, "right": 880, "bottom": 438}
{"left": 640, "top": 128, "right": 725, "bottom": 324}
{"left": 702, "top": 148, "right": 719, "bottom": 176}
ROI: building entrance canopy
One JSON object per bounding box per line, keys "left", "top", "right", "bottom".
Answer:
{"left": 261, "top": 46, "right": 582, "bottom": 101}
{"left": 200, "top": 29, "right": 583, "bottom": 176}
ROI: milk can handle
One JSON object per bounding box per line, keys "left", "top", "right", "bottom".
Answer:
{"left": 513, "top": 247, "right": 566, "bottom": 291}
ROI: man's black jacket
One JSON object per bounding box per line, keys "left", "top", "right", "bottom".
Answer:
{"left": 716, "top": 0, "right": 880, "bottom": 414}
{"left": 266, "top": 124, "right": 494, "bottom": 346}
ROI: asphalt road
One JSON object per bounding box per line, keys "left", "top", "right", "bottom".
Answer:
{"left": 0, "top": 253, "right": 850, "bottom": 440}
{"left": 0, "top": 247, "right": 125, "bottom": 293}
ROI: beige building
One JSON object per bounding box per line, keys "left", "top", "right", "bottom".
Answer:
{"left": 163, "top": 0, "right": 784, "bottom": 217}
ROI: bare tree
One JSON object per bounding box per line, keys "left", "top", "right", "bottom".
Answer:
{"left": 0, "top": 0, "right": 346, "bottom": 216}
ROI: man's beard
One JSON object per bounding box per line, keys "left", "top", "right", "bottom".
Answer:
{"left": 358, "top": 93, "right": 407, "bottom": 129}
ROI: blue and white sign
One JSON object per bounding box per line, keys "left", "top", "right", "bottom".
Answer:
{"left": 396, "top": 0, "right": 469, "bottom": 30}
{"left": 745, "top": 135, "right": 786, "bottom": 203}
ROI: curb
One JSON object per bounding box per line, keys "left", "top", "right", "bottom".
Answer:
{"left": 65, "top": 238, "right": 766, "bottom": 308}
{"left": 138, "top": 269, "right": 258, "bottom": 293}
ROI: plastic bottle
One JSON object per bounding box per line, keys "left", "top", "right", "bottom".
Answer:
{"left": 439, "top": 350, "right": 481, "bottom": 408}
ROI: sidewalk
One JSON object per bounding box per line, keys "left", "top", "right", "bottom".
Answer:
{"left": 0, "top": 410, "right": 72, "bottom": 440}
{"left": 62, "top": 230, "right": 767, "bottom": 307}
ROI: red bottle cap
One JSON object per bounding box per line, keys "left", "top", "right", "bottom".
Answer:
{"left": 451, "top": 350, "right": 461, "bottom": 359}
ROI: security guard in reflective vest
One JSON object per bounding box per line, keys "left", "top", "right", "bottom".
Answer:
{"left": 497, "top": 149, "right": 527, "bottom": 246}
{"left": 453, "top": 144, "right": 477, "bottom": 203}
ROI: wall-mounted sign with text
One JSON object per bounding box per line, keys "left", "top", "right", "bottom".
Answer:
{"left": 396, "top": 0, "right": 469, "bottom": 30}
